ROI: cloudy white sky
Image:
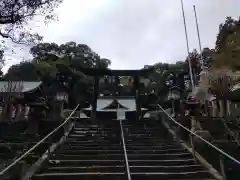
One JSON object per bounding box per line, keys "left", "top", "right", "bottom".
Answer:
{"left": 3, "top": 0, "right": 240, "bottom": 72}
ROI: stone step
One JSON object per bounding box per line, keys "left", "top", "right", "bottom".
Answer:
{"left": 55, "top": 148, "right": 185, "bottom": 155}
{"left": 62, "top": 143, "right": 122, "bottom": 147}
{"left": 51, "top": 154, "right": 125, "bottom": 160}
{"left": 129, "top": 165, "right": 206, "bottom": 173}
{"left": 66, "top": 137, "right": 121, "bottom": 141}
{"left": 128, "top": 159, "right": 196, "bottom": 166}
{"left": 125, "top": 144, "right": 181, "bottom": 150}
{"left": 71, "top": 130, "right": 119, "bottom": 133}
{"left": 60, "top": 145, "right": 122, "bottom": 151}
{"left": 53, "top": 153, "right": 191, "bottom": 160}
{"left": 48, "top": 159, "right": 125, "bottom": 166}
{"left": 64, "top": 141, "right": 122, "bottom": 145}
{"left": 66, "top": 137, "right": 120, "bottom": 141}
{"left": 126, "top": 142, "right": 179, "bottom": 146}
{"left": 69, "top": 132, "right": 121, "bottom": 138}
{"left": 123, "top": 130, "right": 167, "bottom": 133}
{"left": 44, "top": 165, "right": 125, "bottom": 173}
{"left": 55, "top": 149, "right": 124, "bottom": 154}
{"left": 74, "top": 127, "right": 118, "bottom": 131}
{"left": 48, "top": 159, "right": 196, "bottom": 166}
{"left": 61, "top": 144, "right": 180, "bottom": 150}
{"left": 66, "top": 139, "right": 121, "bottom": 143}
{"left": 33, "top": 172, "right": 125, "bottom": 180}
{"left": 43, "top": 164, "right": 206, "bottom": 174}
{"left": 125, "top": 139, "right": 174, "bottom": 143}
{"left": 126, "top": 153, "right": 193, "bottom": 160}
{"left": 33, "top": 171, "right": 214, "bottom": 180}
{"left": 130, "top": 171, "right": 214, "bottom": 179}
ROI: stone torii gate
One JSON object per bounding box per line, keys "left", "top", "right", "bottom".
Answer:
{"left": 78, "top": 68, "right": 153, "bottom": 120}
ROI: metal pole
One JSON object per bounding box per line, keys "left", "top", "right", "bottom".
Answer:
{"left": 193, "top": 5, "right": 204, "bottom": 70}
{"left": 119, "top": 120, "right": 132, "bottom": 180}
{"left": 180, "top": 0, "right": 194, "bottom": 88}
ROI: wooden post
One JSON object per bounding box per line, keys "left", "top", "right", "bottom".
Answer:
{"left": 91, "top": 76, "right": 99, "bottom": 120}
{"left": 114, "top": 76, "right": 119, "bottom": 98}
{"left": 134, "top": 76, "right": 141, "bottom": 120}
{"left": 15, "top": 104, "right": 22, "bottom": 121}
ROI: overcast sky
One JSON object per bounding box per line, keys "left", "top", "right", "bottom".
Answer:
{"left": 3, "top": 0, "right": 240, "bottom": 72}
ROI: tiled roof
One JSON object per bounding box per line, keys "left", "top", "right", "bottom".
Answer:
{"left": 0, "top": 81, "right": 42, "bottom": 93}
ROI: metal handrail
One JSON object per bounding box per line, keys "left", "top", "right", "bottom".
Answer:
{"left": 0, "top": 104, "right": 80, "bottom": 176}
{"left": 157, "top": 104, "right": 240, "bottom": 165}
{"left": 119, "top": 120, "right": 131, "bottom": 180}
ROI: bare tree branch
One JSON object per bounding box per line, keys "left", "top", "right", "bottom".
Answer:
{"left": 0, "top": 0, "right": 62, "bottom": 44}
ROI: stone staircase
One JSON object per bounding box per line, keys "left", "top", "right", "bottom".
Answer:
{"left": 32, "top": 119, "right": 217, "bottom": 180}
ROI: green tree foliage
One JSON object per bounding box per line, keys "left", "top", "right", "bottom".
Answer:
{"left": 201, "top": 47, "right": 214, "bottom": 66}
{"left": 144, "top": 61, "right": 189, "bottom": 105}
{"left": 5, "top": 61, "right": 39, "bottom": 81}
{"left": 0, "top": 0, "right": 62, "bottom": 44}
{"left": 216, "top": 17, "right": 239, "bottom": 52}
{"left": 5, "top": 41, "right": 111, "bottom": 107}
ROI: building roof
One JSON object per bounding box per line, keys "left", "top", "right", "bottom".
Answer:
{"left": 78, "top": 68, "right": 153, "bottom": 76}
{"left": 0, "top": 81, "right": 42, "bottom": 93}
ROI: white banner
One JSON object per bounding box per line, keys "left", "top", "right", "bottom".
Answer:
{"left": 117, "top": 110, "right": 126, "bottom": 120}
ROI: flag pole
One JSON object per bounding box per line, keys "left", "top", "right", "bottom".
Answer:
{"left": 180, "top": 0, "right": 195, "bottom": 88}
{"left": 193, "top": 5, "right": 204, "bottom": 70}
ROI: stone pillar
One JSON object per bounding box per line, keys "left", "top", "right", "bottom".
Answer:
{"left": 234, "top": 103, "right": 238, "bottom": 109}
{"left": 212, "top": 101, "right": 216, "bottom": 117}
{"left": 24, "top": 105, "right": 30, "bottom": 120}
{"left": 91, "top": 76, "right": 99, "bottom": 120}
{"left": 227, "top": 100, "right": 231, "bottom": 116}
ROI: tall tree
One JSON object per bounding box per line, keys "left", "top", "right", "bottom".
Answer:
{"left": 213, "top": 17, "right": 240, "bottom": 70}
{"left": 215, "top": 17, "right": 239, "bottom": 52}
{"left": 185, "top": 49, "right": 201, "bottom": 84}
{"left": 31, "top": 42, "right": 111, "bottom": 107}
{"left": 201, "top": 47, "right": 214, "bottom": 67}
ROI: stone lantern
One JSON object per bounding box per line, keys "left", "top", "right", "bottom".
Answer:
{"left": 55, "top": 92, "right": 68, "bottom": 118}
{"left": 185, "top": 97, "right": 211, "bottom": 141}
